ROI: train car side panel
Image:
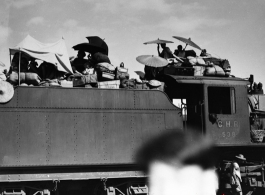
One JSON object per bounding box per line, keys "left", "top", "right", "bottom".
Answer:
{"left": 0, "top": 87, "right": 182, "bottom": 168}
{"left": 204, "top": 83, "right": 250, "bottom": 145}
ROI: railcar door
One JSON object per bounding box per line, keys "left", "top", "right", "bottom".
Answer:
{"left": 204, "top": 84, "right": 250, "bottom": 145}
{"left": 166, "top": 82, "right": 205, "bottom": 134}
{"left": 185, "top": 84, "right": 205, "bottom": 134}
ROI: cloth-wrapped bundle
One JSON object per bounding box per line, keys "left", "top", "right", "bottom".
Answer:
{"left": 8, "top": 72, "right": 41, "bottom": 86}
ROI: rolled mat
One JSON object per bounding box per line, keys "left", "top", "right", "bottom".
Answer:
{"left": 0, "top": 81, "right": 14, "bottom": 103}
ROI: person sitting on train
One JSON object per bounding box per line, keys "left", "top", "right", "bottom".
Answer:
{"left": 144, "top": 65, "right": 158, "bottom": 81}
{"left": 251, "top": 82, "right": 259, "bottom": 94}
{"left": 257, "top": 82, "right": 264, "bottom": 94}
{"left": 38, "top": 61, "right": 65, "bottom": 80}
{"left": 71, "top": 50, "right": 88, "bottom": 75}
{"left": 11, "top": 52, "right": 29, "bottom": 73}
{"left": 28, "top": 57, "right": 39, "bottom": 75}
{"left": 174, "top": 45, "right": 186, "bottom": 58}
{"left": 83, "top": 60, "right": 96, "bottom": 75}
{"left": 157, "top": 43, "right": 173, "bottom": 59}
{"left": 200, "top": 49, "right": 211, "bottom": 57}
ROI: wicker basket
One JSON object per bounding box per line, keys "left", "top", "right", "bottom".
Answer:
{"left": 251, "top": 130, "right": 265, "bottom": 143}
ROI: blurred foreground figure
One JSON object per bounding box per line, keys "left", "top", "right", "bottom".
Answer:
{"left": 136, "top": 130, "right": 219, "bottom": 195}
{"left": 230, "top": 154, "right": 246, "bottom": 195}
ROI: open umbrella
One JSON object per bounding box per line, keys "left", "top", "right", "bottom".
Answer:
{"left": 173, "top": 36, "right": 201, "bottom": 50}
{"left": 73, "top": 36, "right": 108, "bottom": 55}
{"left": 144, "top": 38, "right": 173, "bottom": 45}
{"left": 136, "top": 55, "right": 168, "bottom": 67}
{"left": 135, "top": 71, "right": 145, "bottom": 79}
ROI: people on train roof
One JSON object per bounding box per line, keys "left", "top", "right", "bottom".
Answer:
{"left": 11, "top": 52, "right": 29, "bottom": 73}
{"left": 174, "top": 45, "right": 185, "bottom": 58}
{"left": 157, "top": 43, "right": 173, "bottom": 59}
{"left": 71, "top": 50, "right": 88, "bottom": 75}
{"left": 10, "top": 52, "right": 29, "bottom": 72}
{"left": 200, "top": 49, "right": 211, "bottom": 57}
{"left": 251, "top": 82, "right": 264, "bottom": 94}
{"left": 38, "top": 61, "right": 64, "bottom": 80}
{"left": 28, "top": 57, "right": 39, "bottom": 74}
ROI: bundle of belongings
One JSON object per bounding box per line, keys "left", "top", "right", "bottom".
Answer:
{"left": 92, "top": 62, "right": 130, "bottom": 89}
{"left": 7, "top": 53, "right": 42, "bottom": 86}
{"left": 7, "top": 35, "right": 73, "bottom": 87}
{"left": 120, "top": 79, "right": 164, "bottom": 91}
{"left": 70, "top": 53, "right": 130, "bottom": 89}
{"left": 7, "top": 53, "right": 67, "bottom": 87}
{"left": 96, "top": 62, "right": 116, "bottom": 81}
{"left": 163, "top": 49, "right": 231, "bottom": 77}
{"left": 134, "top": 68, "right": 165, "bottom": 92}
{"left": 0, "top": 61, "right": 8, "bottom": 81}
{"left": 70, "top": 50, "right": 131, "bottom": 89}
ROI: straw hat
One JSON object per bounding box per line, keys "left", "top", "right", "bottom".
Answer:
{"left": 0, "top": 81, "right": 14, "bottom": 103}
{"left": 148, "top": 80, "right": 161, "bottom": 87}
{"left": 235, "top": 154, "right": 246, "bottom": 161}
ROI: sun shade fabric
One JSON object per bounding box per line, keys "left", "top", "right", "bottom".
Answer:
{"left": 9, "top": 35, "right": 73, "bottom": 74}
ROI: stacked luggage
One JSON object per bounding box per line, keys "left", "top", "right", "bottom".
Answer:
{"left": 164, "top": 55, "right": 231, "bottom": 77}
{"left": 72, "top": 62, "right": 130, "bottom": 89}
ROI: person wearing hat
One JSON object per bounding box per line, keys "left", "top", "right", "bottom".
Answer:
{"left": 147, "top": 80, "right": 162, "bottom": 90}
{"left": 230, "top": 154, "right": 246, "bottom": 195}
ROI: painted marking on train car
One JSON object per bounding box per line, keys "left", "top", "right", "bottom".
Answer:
{"left": 221, "top": 131, "right": 236, "bottom": 138}
{"left": 217, "top": 120, "right": 239, "bottom": 128}
{"left": 212, "top": 119, "right": 240, "bottom": 140}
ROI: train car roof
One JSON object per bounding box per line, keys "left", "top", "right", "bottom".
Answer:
{"left": 165, "top": 74, "right": 250, "bottom": 86}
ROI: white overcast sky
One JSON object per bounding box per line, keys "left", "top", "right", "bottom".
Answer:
{"left": 0, "top": 0, "right": 265, "bottom": 83}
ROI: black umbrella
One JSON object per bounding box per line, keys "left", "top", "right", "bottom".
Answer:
{"left": 73, "top": 36, "right": 109, "bottom": 55}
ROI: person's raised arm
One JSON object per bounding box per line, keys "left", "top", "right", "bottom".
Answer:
{"left": 157, "top": 44, "right": 161, "bottom": 56}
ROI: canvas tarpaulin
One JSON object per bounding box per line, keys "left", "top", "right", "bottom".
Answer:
{"left": 9, "top": 35, "right": 73, "bottom": 73}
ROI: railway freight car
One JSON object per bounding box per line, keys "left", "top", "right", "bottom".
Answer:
{"left": 0, "top": 85, "right": 181, "bottom": 195}
{"left": 1, "top": 71, "right": 265, "bottom": 194}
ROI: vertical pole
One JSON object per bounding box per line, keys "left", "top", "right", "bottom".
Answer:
{"left": 9, "top": 51, "right": 11, "bottom": 66}
{"left": 200, "top": 101, "right": 204, "bottom": 135}
{"left": 261, "top": 160, "right": 264, "bottom": 186}
{"left": 18, "top": 51, "right": 21, "bottom": 86}
{"left": 9, "top": 50, "right": 12, "bottom": 76}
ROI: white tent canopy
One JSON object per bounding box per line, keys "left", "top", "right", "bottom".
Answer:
{"left": 9, "top": 35, "right": 73, "bottom": 74}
